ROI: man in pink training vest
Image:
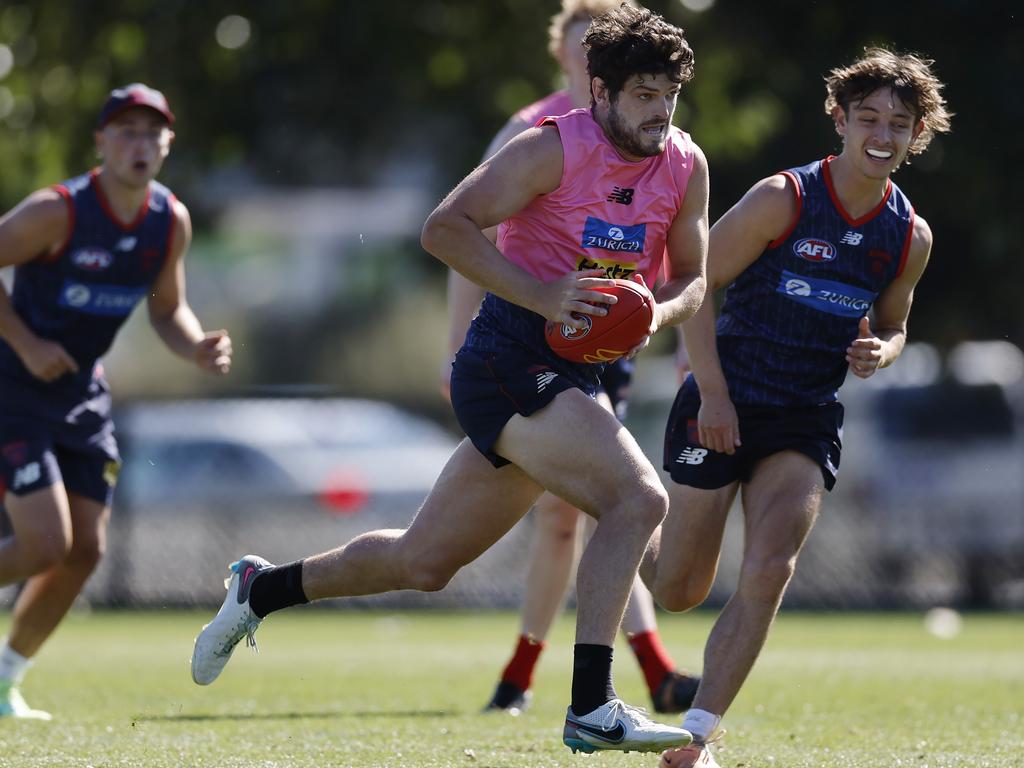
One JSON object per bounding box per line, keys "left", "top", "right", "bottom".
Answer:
{"left": 442, "top": 0, "right": 698, "bottom": 717}
{"left": 191, "top": 5, "right": 708, "bottom": 755}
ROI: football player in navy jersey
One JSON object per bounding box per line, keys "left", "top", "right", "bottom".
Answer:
{"left": 0, "top": 84, "right": 231, "bottom": 719}
{"left": 652, "top": 49, "right": 952, "bottom": 768}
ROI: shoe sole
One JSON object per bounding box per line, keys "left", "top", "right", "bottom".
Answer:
{"left": 563, "top": 727, "right": 691, "bottom": 754}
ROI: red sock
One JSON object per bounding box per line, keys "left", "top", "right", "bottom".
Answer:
{"left": 627, "top": 630, "right": 676, "bottom": 694}
{"left": 500, "top": 635, "right": 545, "bottom": 691}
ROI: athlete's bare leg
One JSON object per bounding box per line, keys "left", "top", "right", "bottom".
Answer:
{"left": 573, "top": 511, "right": 656, "bottom": 635}
{"left": 496, "top": 389, "right": 667, "bottom": 646}
{"left": 519, "top": 494, "right": 579, "bottom": 639}
{"left": 686, "top": 451, "right": 823, "bottom": 718}
{"left": 0, "top": 485, "right": 73, "bottom": 586}
{"left": 302, "top": 439, "right": 544, "bottom": 599}
{"left": 6, "top": 493, "right": 110, "bottom": 657}
{"left": 647, "top": 482, "right": 736, "bottom": 613}
{"left": 304, "top": 389, "right": 666, "bottom": 651}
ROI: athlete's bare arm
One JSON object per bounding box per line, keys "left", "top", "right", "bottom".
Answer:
{"left": 147, "top": 200, "right": 232, "bottom": 374}
{"left": 422, "top": 125, "right": 613, "bottom": 329}
{"left": 682, "top": 173, "right": 798, "bottom": 454}
{"left": 440, "top": 115, "right": 535, "bottom": 396}
{"left": 847, "top": 215, "right": 933, "bottom": 378}
{"left": 654, "top": 143, "right": 709, "bottom": 330}
{"left": 0, "top": 190, "right": 79, "bottom": 381}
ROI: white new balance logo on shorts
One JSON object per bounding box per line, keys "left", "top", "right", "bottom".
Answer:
{"left": 536, "top": 371, "right": 558, "bottom": 393}
{"left": 13, "top": 462, "right": 41, "bottom": 490}
{"left": 676, "top": 447, "right": 708, "bottom": 465}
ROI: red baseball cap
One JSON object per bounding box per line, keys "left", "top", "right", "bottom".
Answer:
{"left": 96, "top": 83, "right": 175, "bottom": 128}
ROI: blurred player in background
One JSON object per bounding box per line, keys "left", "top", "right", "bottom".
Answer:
{"left": 442, "top": 0, "right": 698, "bottom": 717}
{"left": 0, "top": 84, "right": 232, "bottom": 719}
{"left": 192, "top": 5, "right": 707, "bottom": 755}
{"left": 652, "top": 49, "right": 952, "bottom": 767}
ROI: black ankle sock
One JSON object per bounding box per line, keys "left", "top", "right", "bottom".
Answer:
{"left": 571, "top": 643, "right": 617, "bottom": 716}
{"left": 248, "top": 561, "right": 308, "bottom": 618}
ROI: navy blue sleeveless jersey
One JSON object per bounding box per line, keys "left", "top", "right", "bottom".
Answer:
{"left": 0, "top": 170, "right": 174, "bottom": 392}
{"left": 715, "top": 157, "right": 914, "bottom": 406}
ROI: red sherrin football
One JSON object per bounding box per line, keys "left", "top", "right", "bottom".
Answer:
{"left": 544, "top": 278, "right": 654, "bottom": 364}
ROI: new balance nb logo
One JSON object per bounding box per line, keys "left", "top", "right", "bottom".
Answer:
{"left": 676, "top": 447, "right": 708, "bottom": 465}
{"left": 536, "top": 371, "right": 558, "bottom": 393}
{"left": 12, "top": 462, "right": 41, "bottom": 490}
{"left": 839, "top": 231, "right": 864, "bottom": 246}
{"left": 606, "top": 187, "right": 634, "bottom": 205}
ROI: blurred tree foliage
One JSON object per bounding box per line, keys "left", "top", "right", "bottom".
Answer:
{"left": 0, "top": 0, "right": 1020, "bottom": 346}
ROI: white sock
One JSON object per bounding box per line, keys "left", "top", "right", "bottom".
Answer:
{"left": 682, "top": 708, "right": 721, "bottom": 744}
{"left": 0, "top": 640, "right": 31, "bottom": 685}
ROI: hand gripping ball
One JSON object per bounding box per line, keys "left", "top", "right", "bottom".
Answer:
{"left": 544, "top": 277, "right": 654, "bottom": 364}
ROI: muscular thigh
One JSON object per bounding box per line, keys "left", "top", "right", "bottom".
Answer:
{"left": 495, "top": 388, "right": 661, "bottom": 519}
{"left": 67, "top": 493, "right": 111, "bottom": 551}
{"left": 400, "top": 439, "right": 544, "bottom": 568}
{"left": 655, "top": 481, "right": 736, "bottom": 593}
{"left": 740, "top": 451, "right": 825, "bottom": 560}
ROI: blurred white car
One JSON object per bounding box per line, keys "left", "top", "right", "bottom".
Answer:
{"left": 72, "top": 398, "right": 464, "bottom": 606}
{"left": 115, "top": 397, "right": 459, "bottom": 515}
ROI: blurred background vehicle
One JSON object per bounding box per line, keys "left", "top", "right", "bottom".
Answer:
{"left": 115, "top": 397, "right": 459, "bottom": 514}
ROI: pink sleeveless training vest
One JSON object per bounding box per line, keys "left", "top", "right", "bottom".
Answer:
{"left": 497, "top": 108, "right": 695, "bottom": 286}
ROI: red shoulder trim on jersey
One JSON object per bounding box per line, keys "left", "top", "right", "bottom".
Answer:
{"left": 164, "top": 193, "right": 179, "bottom": 266}
{"left": 90, "top": 167, "right": 151, "bottom": 231}
{"left": 822, "top": 156, "right": 892, "bottom": 227}
{"left": 40, "top": 185, "right": 75, "bottom": 264}
{"left": 896, "top": 206, "right": 916, "bottom": 278}
{"left": 766, "top": 172, "right": 802, "bottom": 249}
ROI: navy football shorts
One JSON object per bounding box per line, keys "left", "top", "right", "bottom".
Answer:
{"left": 450, "top": 344, "right": 604, "bottom": 469}
{"left": 663, "top": 377, "right": 843, "bottom": 491}
{"left": 0, "top": 375, "right": 121, "bottom": 505}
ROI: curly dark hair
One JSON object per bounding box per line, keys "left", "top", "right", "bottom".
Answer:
{"left": 825, "top": 47, "right": 953, "bottom": 156}
{"left": 583, "top": 4, "right": 694, "bottom": 101}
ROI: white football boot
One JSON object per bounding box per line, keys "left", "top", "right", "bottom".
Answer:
{"left": 191, "top": 555, "right": 274, "bottom": 685}
{"left": 0, "top": 681, "right": 52, "bottom": 721}
{"left": 563, "top": 697, "right": 692, "bottom": 753}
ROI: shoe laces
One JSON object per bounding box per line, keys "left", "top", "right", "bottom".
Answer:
{"left": 216, "top": 616, "right": 261, "bottom": 657}
{"left": 599, "top": 699, "right": 652, "bottom": 729}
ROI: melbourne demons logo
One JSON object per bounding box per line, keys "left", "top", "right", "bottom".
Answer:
{"left": 71, "top": 248, "right": 113, "bottom": 271}
{"left": 793, "top": 237, "right": 837, "bottom": 263}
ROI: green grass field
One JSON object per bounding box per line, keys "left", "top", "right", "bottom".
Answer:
{"left": 0, "top": 609, "right": 1020, "bottom": 767}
